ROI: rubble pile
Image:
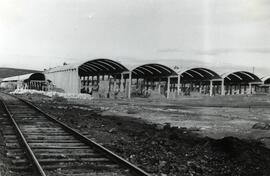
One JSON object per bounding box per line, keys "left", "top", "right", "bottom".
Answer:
{"left": 108, "top": 127, "right": 270, "bottom": 176}
{"left": 10, "top": 89, "right": 93, "bottom": 100}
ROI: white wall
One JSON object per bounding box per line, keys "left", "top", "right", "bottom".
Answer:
{"left": 45, "top": 69, "right": 80, "bottom": 93}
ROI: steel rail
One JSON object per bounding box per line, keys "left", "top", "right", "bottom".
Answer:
{"left": 6, "top": 93, "right": 150, "bottom": 176}
{"left": 0, "top": 96, "right": 47, "bottom": 176}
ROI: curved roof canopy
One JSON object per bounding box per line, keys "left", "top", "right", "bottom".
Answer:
{"left": 179, "top": 68, "right": 221, "bottom": 81}
{"left": 263, "top": 77, "right": 270, "bottom": 84}
{"left": 2, "top": 73, "right": 45, "bottom": 82}
{"left": 223, "top": 71, "right": 262, "bottom": 83}
{"left": 45, "top": 58, "right": 129, "bottom": 76}
{"left": 78, "top": 58, "right": 129, "bottom": 76}
{"left": 132, "top": 63, "right": 177, "bottom": 78}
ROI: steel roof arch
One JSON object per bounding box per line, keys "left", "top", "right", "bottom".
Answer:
{"left": 222, "top": 71, "right": 262, "bottom": 83}
{"left": 177, "top": 67, "right": 221, "bottom": 81}
{"left": 263, "top": 77, "right": 270, "bottom": 84}
{"left": 78, "top": 58, "right": 129, "bottom": 76}
{"left": 89, "top": 62, "right": 110, "bottom": 71}
{"left": 131, "top": 63, "right": 177, "bottom": 78}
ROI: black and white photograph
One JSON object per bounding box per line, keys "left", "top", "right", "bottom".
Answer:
{"left": 0, "top": 0, "right": 270, "bottom": 176}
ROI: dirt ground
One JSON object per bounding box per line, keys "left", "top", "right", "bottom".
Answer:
{"left": 0, "top": 93, "right": 267, "bottom": 176}
{"left": 71, "top": 95, "right": 270, "bottom": 149}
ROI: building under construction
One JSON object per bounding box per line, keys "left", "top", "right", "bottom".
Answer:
{"left": 0, "top": 58, "right": 267, "bottom": 99}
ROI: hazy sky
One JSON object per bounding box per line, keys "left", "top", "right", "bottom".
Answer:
{"left": 0, "top": 0, "right": 270, "bottom": 76}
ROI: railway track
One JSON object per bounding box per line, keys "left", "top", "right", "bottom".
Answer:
{"left": 0, "top": 92, "right": 149, "bottom": 176}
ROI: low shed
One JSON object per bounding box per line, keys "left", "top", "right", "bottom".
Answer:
{"left": 1, "top": 73, "right": 46, "bottom": 90}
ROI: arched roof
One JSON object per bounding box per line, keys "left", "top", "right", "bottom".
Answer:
{"left": 132, "top": 63, "right": 177, "bottom": 78}
{"left": 78, "top": 58, "right": 129, "bottom": 76}
{"left": 178, "top": 67, "right": 221, "bottom": 81}
{"left": 1, "top": 73, "right": 45, "bottom": 82}
{"left": 45, "top": 58, "right": 129, "bottom": 76}
{"left": 262, "top": 77, "right": 270, "bottom": 84}
{"left": 29, "top": 73, "right": 45, "bottom": 81}
{"left": 222, "top": 71, "right": 262, "bottom": 83}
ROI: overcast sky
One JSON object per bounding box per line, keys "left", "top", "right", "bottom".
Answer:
{"left": 0, "top": 0, "right": 270, "bottom": 76}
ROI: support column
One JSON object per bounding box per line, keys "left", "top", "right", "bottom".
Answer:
{"left": 108, "top": 75, "right": 111, "bottom": 92}
{"left": 177, "top": 75, "right": 181, "bottom": 95}
{"left": 249, "top": 83, "right": 252, "bottom": 94}
{"left": 97, "top": 75, "right": 100, "bottom": 84}
{"left": 120, "top": 73, "right": 124, "bottom": 92}
{"left": 143, "top": 79, "right": 146, "bottom": 95}
{"left": 128, "top": 72, "right": 132, "bottom": 99}
{"left": 158, "top": 78, "right": 161, "bottom": 94}
{"left": 221, "top": 79, "right": 225, "bottom": 96}
{"left": 199, "top": 82, "right": 202, "bottom": 94}
{"left": 167, "top": 76, "right": 171, "bottom": 99}
{"left": 87, "top": 76, "right": 90, "bottom": 93}
{"left": 124, "top": 77, "right": 126, "bottom": 91}
{"left": 113, "top": 76, "right": 117, "bottom": 92}
{"left": 210, "top": 80, "right": 213, "bottom": 96}
{"left": 239, "top": 84, "right": 242, "bottom": 94}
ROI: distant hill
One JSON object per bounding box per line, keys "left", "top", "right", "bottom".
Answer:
{"left": 0, "top": 67, "right": 41, "bottom": 79}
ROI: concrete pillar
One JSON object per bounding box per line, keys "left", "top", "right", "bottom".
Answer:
{"left": 108, "top": 75, "right": 111, "bottom": 92}
{"left": 249, "top": 83, "right": 252, "bottom": 94}
{"left": 124, "top": 77, "right": 126, "bottom": 90}
{"left": 113, "top": 76, "right": 117, "bottom": 92}
{"left": 221, "top": 79, "right": 225, "bottom": 96}
{"left": 128, "top": 72, "right": 132, "bottom": 99}
{"left": 120, "top": 73, "right": 124, "bottom": 92}
{"left": 167, "top": 76, "right": 170, "bottom": 99}
{"left": 210, "top": 80, "right": 213, "bottom": 96}
{"left": 158, "top": 78, "right": 161, "bottom": 94}
{"left": 199, "top": 82, "right": 202, "bottom": 94}
{"left": 87, "top": 76, "right": 90, "bottom": 91}
{"left": 97, "top": 75, "right": 100, "bottom": 84}
{"left": 177, "top": 75, "right": 181, "bottom": 95}
{"left": 239, "top": 84, "right": 242, "bottom": 94}
{"left": 143, "top": 79, "right": 146, "bottom": 95}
